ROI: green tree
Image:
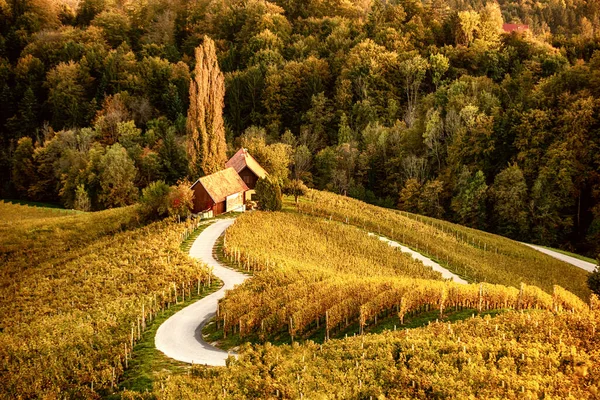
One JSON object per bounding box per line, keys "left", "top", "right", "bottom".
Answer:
{"left": 139, "top": 180, "right": 171, "bottom": 220}
{"left": 91, "top": 10, "right": 130, "bottom": 47}
{"left": 398, "top": 178, "right": 422, "bottom": 213}
{"left": 490, "top": 163, "right": 529, "bottom": 239}
{"left": 337, "top": 112, "right": 353, "bottom": 145}
{"left": 314, "top": 147, "right": 337, "bottom": 190}
{"left": 429, "top": 53, "right": 449, "bottom": 90}
{"left": 98, "top": 143, "right": 138, "bottom": 208}
{"left": 73, "top": 184, "right": 91, "bottom": 211}
{"left": 419, "top": 179, "right": 445, "bottom": 218}
{"left": 283, "top": 179, "right": 308, "bottom": 204}
{"left": 187, "top": 36, "right": 227, "bottom": 177}
{"left": 255, "top": 177, "right": 282, "bottom": 211}
{"left": 11, "top": 137, "right": 36, "bottom": 198}
{"left": 452, "top": 168, "right": 488, "bottom": 229}
{"left": 458, "top": 10, "right": 480, "bottom": 46}
{"left": 292, "top": 145, "right": 312, "bottom": 183}
{"left": 240, "top": 126, "right": 292, "bottom": 183}
{"left": 45, "top": 61, "right": 92, "bottom": 129}
{"left": 399, "top": 55, "right": 428, "bottom": 127}
{"left": 5, "top": 86, "right": 38, "bottom": 139}
{"left": 300, "top": 92, "right": 333, "bottom": 151}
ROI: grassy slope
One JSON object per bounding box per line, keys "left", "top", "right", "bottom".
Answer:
{"left": 0, "top": 203, "right": 213, "bottom": 398}
{"left": 206, "top": 195, "right": 586, "bottom": 351}
{"left": 299, "top": 190, "right": 591, "bottom": 299}
{"left": 539, "top": 245, "right": 598, "bottom": 265}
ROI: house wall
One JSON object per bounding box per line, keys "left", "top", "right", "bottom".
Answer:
{"left": 238, "top": 167, "right": 259, "bottom": 189}
{"left": 212, "top": 201, "right": 226, "bottom": 215}
{"left": 192, "top": 184, "right": 214, "bottom": 214}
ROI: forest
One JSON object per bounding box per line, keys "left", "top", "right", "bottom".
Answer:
{"left": 1, "top": 0, "right": 600, "bottom": 255}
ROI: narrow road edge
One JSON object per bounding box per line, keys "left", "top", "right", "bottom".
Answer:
{"left": 155, "top": 219, "right": 248, "bottom": 366}
{"left": 523, "top": 243, "right": 597, "bottom": 273}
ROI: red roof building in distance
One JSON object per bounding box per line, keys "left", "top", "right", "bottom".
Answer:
{"left": 190, "top": 167, "right": 249, "bottom": 215}
{"left": 225, "top": 148, "right": 268, "bottom": 190}
{"left": 503, "top": 23, "right": 529, "bottom": 33}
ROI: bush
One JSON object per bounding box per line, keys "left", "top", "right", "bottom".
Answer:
{"left": 139, "top": 180, "right": 171, "bottom": 220}
{"left": 255, "top": 177, "right": 282, "bottom": 211}
{"left": 283, "top": 179, "right": 308, "bottom": 203}
{"left": 73, "top": 184, "right": 91, "bottom": 211}
{"left": 168, "top": 180, "right": 194, "bottom": 220}
{"left": 588, "top": 265, "right": 600, "bottom": 296}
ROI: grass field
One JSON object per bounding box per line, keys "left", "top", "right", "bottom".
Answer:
{"left": 0, "top": 202, "right": 214, "bottom": 398}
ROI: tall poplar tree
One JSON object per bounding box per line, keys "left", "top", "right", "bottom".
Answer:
{"left": 187, "top": 36, "right": 227, "bottom": 177}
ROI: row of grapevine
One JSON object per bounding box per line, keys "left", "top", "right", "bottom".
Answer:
{"left": 150, "top": 306, "right": 600, "bottom": 399}
{"left": 297, "top": 190, "right": 590, "bottom": 299}
{"left": 217, "top": 211, "right": 589, "bottom": 342}
{"left": 0, "top": 203, "right": 215, "bottom": 398}
{"left": 220, "top": 269, "right": 588, "bottom": 341}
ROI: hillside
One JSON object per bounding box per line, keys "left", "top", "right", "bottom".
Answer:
{"left": 144, "top": 193, "right": 597, "bottom": 399}
{"left": 0, "top": 193, "right": 596, "bottom": 398}
{"left": 2, "top": 0, "right": 600, "bottom": 257}
{"left": 298, "top": 190, "right": 592, "bottom": 299}
{"left": 0, "top": 203, "right": 214, "bottom": 397}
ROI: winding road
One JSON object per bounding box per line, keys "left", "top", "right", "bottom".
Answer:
{"left": 155, "top": 219, "right": 248, "bottom": 366}
{"left": 369, "top": 233, "right": 468, "bottom": 284}
{"left": 155, "top": 216, "right": 597, "bottom": 367}
{"left": 524, "top": 243, "right": 598, "bottom": 272}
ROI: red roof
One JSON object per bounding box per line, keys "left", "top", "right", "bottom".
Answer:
{"left": 191, "top": 167, "right": 249, "bottom": 203}
{"left": 503, "top": 24, "right": 529, "bottom": 33}
{"left": 225, "top": 148, "right": 268, "bottom": 179}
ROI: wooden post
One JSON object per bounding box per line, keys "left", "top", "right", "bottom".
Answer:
{"left": 325, "top": 311, "right": 329, "bottom": 341}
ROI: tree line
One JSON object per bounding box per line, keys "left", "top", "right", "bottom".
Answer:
{"left": 1, "top": 0, "right": 600, "bottom": 255}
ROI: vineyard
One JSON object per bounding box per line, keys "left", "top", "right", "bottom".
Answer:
{"left": 2, "top": 193, "right": 597, "bottom": 398}
{"left": 155, "top": 306, "right": 600, "bottom": 399}
{"left": 218, "top": 210, "right": 589, "bottom": 344}
{"left": 0, "top": 203, "right": 214, "bottom": 398}
{"left": 297, "top": 190, "right": 591, "bottom": 299}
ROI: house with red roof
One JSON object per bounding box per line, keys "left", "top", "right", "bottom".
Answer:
{"left": 190, "top": 167, "right": 249, "bottom": 215}
{"left": 225, "top": 148, "right": 268, "bottom": 190}
{"left": 189, "top": 148, "right": 268, "bottom": 216}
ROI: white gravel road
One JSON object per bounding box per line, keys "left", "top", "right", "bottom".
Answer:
{"left": 523, "top": 243, "right": 598, "bottom": 273}
{"left": 155, "top": 219, "right": 248, "bottom": 366}
{"left": 369, "top": 233, "right": 468, "bottom": 284}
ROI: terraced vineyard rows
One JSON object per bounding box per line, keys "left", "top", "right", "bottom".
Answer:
{"left": 0, "top": 204, "right": 213, "bottom": 397}
{"left": 297, "top": 191, "right": 591, "bottom": 299}
{"left": 155, "top": 304, "right": 600, "bottom": 399}
{"left": 218, "top": 211, "right": 589, "bottom": 342}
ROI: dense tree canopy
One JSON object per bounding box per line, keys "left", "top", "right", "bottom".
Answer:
{"left": 1, "top": 0, "right": 600, "bottom": 256}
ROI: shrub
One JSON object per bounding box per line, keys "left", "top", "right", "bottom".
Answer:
{"left": 283, "top": 179, "right": 308, "bottom": 204}
{"left": 588, "top": 266, "right": 600, "bottom": 296}
{"left": 168, "top": 180, "right": 194, "bottom": 220}
{"left": 255, "top": 177, "right": 282, "bottom": 211}
{"left": 139, "top": 180, "right": 171, "bottom": 220}
{"left": 73, "top": 184, "right": 91, "bottom": 211}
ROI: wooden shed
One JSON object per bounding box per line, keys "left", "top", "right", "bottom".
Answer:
{"left": 190, "top": 167, "right": 249, "bottom": 215}
{"left": 225, "top": 148, "right": 268, "bottom": 190}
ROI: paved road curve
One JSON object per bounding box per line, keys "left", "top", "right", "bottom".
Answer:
{"left": 524, "top": 243, "right": 598, "bottom": 273}
{"left": 155, "top": 219, "right": 248, "bottom": 366}
{"left": 369, "top": 233, "right": 468, "bottom": 284}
